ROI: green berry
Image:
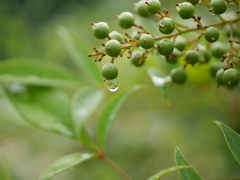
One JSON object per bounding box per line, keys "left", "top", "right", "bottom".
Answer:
{"left": 185, "top": 50, "right": 199, "bottom": 65}
{"left": 215, "top": 68, "right": 225, "bottom": 85}
{"left": 210, "top": 0, "right": 227, "bottom": 15}
{"left": 101, "top": 63, "right": 118, "bottom": 80}
{"left": 109, "top": 31, "right": 124, "bottom": 43}
{"left": 204, "top": 27, "right": 220, "bottom": 43}
{"left": 199, "top": 50, "right": 211, "bottom": 63}
{"left": 157, "top": 38, "right": 174, "bottom": 56}
{"left": 167, "top": 48, "right": 180, "bottom": 63}
{"left": 92, "top": 22, "right": 110, "bottom": 39}
{"left": 170, "top": 66, "right": 188, "bottom": 84}
{"left": 222, "top": 68, "right": 240, "bottom": 87}
{"left": 146, "top": 0, "right": 161, "bottom": 15}
{"left": 131, "top": 31, "right": 142, "bottom": 40}
{"left": 210, "top": 62, "right": 225, "bottom": 77}
{"left": 139, "top": 34, "right": 155, "bottom": 49}
{"left": 135, "top": 1, "right": 150, "bottom": 17}
{"left": 174, "top": 36, "right": 187, "bottom": 51}
{"left": 186, "top": 0, "right": 200, "bottom": 5}
{"left": 176, "top": 2, "right": 195, "bottom": 19}
{"left": 105, "top": 40, "right": 122, "bottom": 57}
{"left": 211, "top": 42, "right": 227, "bottom": 58}
{"left": 118, "top": 12, "right": 135, "bottom": 29}
{"left": 158, "top": 18, "right": 175, "bottom": 34}
{"left": 131, "top": 50, "right": 145, "bottom": 67}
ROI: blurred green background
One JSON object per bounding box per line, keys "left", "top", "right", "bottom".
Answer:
{"left": 0, "top": 0, "right": 240, "bottom": 180}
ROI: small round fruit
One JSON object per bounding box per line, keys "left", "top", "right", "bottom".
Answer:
{"left": 204, "top": 27, "right": 220, "bottom": 43}
{"left": 105, "top": 40, "right": 122, "bottom": 57}
{"left": 135, "top": 1, "right": 150, "bottom": 17}
{"left": 210, "top": 62, "right": 225, "bottom": 77}
{"left": 167, "top": 48, "right": 180, "bottom": 63}
{"left": 146, "top": 0, "right": 161, "bottom": 15}
{"left": 131, "top": 50, "right": 145, "bottom": 67}
{"left": 139, "top": 34, "right": 155, "bottom": 49}
{"left": 157, "top": 39, "right": 174, "bottom": 56}
{"left": 210, "top": 0, "right": 227, "bottom": 15}
{"left": 186, "top": 0, "right": 199, "bottom": 5}
{"left": 170, "top": 66, "right": 188, "bottom": 84}
{"left": 109, "top": 31, "right": 124, "bottom": 43}
{"left": 101, "top": 63, "right": 118, "bottom": 80}
{"left": 158, "top": 18, "right": 175, "bottom": 34}
{"left": 92, "top": 22, "right": 110, "bottom": 39}
{"left": 222, "top": 68, "right": 240, "bottom": 87}
{"left": 185, "top": 50, "right": 199, "bottom": 65}
{"left": 210, "top": 42, "right": 227, "bottom": 58}
{"left": 215, "top": 68, "right": 224, "bottom": 85}
{"left": 174, "top": 36, "right": 187, "bottom": 51}
{"left": 176, "top": 2, "right": 195, "bottom": 19}
{"left": 131, "top": 31, "right": 142, "bottom": 40}
{"left": 199, "top": 50, "right": 211, "bottom": 63}
{"left": 118, "top": 12, "right": 135, "bottom": 29}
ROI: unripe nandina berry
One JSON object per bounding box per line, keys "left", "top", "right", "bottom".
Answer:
{"left": 118, "top": 12, "right": 135, "bottom": 29}
{"left": 101, "top": 63, "right": 118, "bottom": 80}
{"left": 186, "top": 0, "right": 199, "bottom": 5}
{"left": 174, "top": 36, "right": 187, "bottom": 51}
{"left": 157, "top": 38, "right": 174, "bottom": 56}
{"left": 211, "top": 42, "right": 227, "bottom": 58}
{"left": 222, "top": 68, "right": 240, "bottom": 87}
{"left": 109, "top": 31, "right": 124, "bottom": 43}
{"left": 139, "top": 34, "right": 155, "bottom": 49}
{"left": 135, "top": 1, "right": 150, "bottom": 17}
{"left": 131, "top": 50, "right": 145, "bottom": 67}
{"left": 170, "top": 66, "right": 188, "bottom": 84}
{"left": 158, "top": 18, "right": 175, "bottom": 34}
{"left": 105, "top": 40, "right": 122, "bottom": 57}
{"left": 210, "top": 0, "right": 227, "bottom": 15}
{"left": 92, "top": 22, "right": 110, "bottom": 39}
{"left": 176, "top": 2, "right": 195, "bottom": 19}
{"left": 204, "top": 27, "right": 220, "bottom": 43}
{"left": 215, "top": 68, "right": 224, "bottom": 85}
{"left": 185, "top": 50, "right": 199, "bottom": 65}
{"left": 146, "top": 0, "right": 161, "bottom": 15}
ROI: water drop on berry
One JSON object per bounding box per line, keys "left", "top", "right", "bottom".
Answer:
{"left": 106, "top": 78, "right": 119, "bottom": 92}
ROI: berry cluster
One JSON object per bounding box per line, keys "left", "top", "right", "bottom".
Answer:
{"left": 88, "top": 0, "right": 240, "bottom": 89}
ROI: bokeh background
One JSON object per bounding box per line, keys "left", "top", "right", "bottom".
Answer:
{"left": 0, "top": 0, "right": 240, "bottom": 180}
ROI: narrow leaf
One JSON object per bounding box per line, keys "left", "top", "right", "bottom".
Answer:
{"left": 175, "top": 147, "right": 202, "bottom": 180}
{"left": 147, "top": 67, "right": 171, "bottom": 106}
{"left": 56, "top": 26, "right": 102, "bottom": 86}
{"left": 215, "top": 121, "right": 240, "bottom": 164}
{"left": 4, "top": 85, "right": 74, "bottom": 138}
{"left": 0, "top": 58, "right": 82, "bottom": 88}
{"left": 97, "top": 85, "right": 142, "bottom": 149}
{"left": 71, "top": 87, "right": 104, "bottom": 147}
{"left": 148, "top": 166, "right": 191, "bottom": 180}
{"left": 0, "top": 153, "right": 15, "bottom": 180}
{"left": 39, "top": 152, "right": 96, "bottom": 180}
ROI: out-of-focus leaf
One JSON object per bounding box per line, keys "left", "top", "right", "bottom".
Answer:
{"left": 175, "top": 147, "right": 202, "bottom": 180}
{"left": 215, "top": 121, "right": 240, "bottom": 164}
{"left": 0, "top": 58, "right": 82, "bottom": 88}
{"left": 4, "top": 85, "right": 74, "bottom": 138}
{"left": 147, "top": 67, "right": 171, "bottom": 107}
{"left": 148, "top": 166, "right": 191, "bottom": 180}
{"left": 97, "top": 85, "right": 142, "bottom": 149}
{"left": 56, "top": 26, "right": 102, "bottom": 86}
{"left": 0, "top": 153, "right": 15, "bottom": 180}
{"left": 39, "top": 152, "right": 96, "bottom": 180}
{"left": 71, "top": 87, "right": 104, "bottom": 148}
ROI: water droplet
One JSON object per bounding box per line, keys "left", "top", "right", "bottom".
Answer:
{"left": 106, "top": 78, "right": 119, "bottom": 92}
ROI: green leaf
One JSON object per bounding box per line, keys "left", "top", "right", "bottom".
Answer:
{"left": 71, "top": 87, "right": 104, "bottom": 148}
{"left": 0, "top": 58, "right": 82, "bottom": 88}
{"left": 4, "top": 85, "right": 74, "bottom": 138}
{"left": 0, "top": 153, "right": 15, "bottom": 180}
{"left": 147, "top": 67, "right": 171, "bottom": 107}
{"left": 215, "top": 121, "right": 240, "bottom": 164}
{"left": 56, "top": 26, "right": 102, "bottom": 86}
{"left": 175, "top": 147, "right": 202, "bottom": 180}
{"left": 97, "top": 85, "right": 142, "bottom": 149}
{"left": 148, "top": 166, "right": 191, "bottom": 180}
{"left": 39, "top": 152, "right": 96, "bottom": 180}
